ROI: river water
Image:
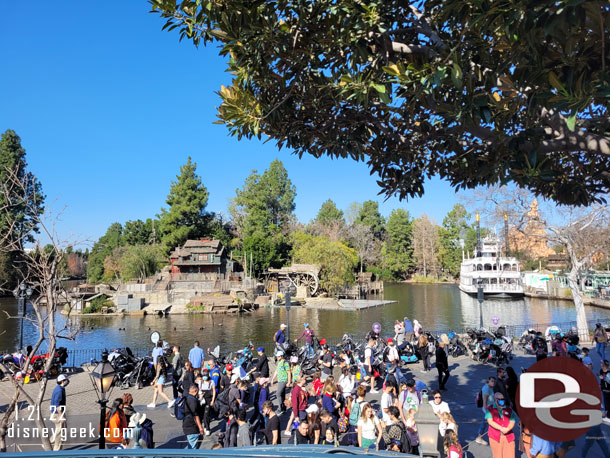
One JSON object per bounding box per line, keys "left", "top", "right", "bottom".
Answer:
{"left": 1, "top": 283, "right": 609, "bottom": 354}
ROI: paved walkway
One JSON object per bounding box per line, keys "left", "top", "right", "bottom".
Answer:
{"left": 1, "top": 345, "right": 609, "bottom": 456}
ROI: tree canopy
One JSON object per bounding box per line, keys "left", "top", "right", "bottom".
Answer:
{"left": 315, "top": 199, "right": 345, "bottom": 226}
{"left": 158, "top": 157, "right": 210, "bottom": 250}
{"left": 384, "top": 209, "right": 415, "bottom": 279}
{"left": 153, "top": 0, "right": 610, "bottom": 206}
{"left": 438, "top": 204, "right": 476, "bottom": 277}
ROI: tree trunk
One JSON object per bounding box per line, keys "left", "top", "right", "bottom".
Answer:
{"left": 567, "top": 268, "right": 589, "bottom": 342}
{"left": 0, "top": 389, "right": 19, "bottom": 452}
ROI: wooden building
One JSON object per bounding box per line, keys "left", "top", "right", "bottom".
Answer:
{"left": 169, "top": 239, "right": 235, "bottom": 281}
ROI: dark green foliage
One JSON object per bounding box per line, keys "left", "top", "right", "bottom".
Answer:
{"left": 384, "top": 209, "right": 414, "bottom": 279}
{"left": 0, "top": 129, "right": 45, "bottom": 291}
{"left": 315, "top": 199, "right": 344, "bottom": 226}
{"left": 158, "top": 157, "right": 210, "bottom": 251}
{"left": 357, "top": 201, "right": 385, "bottom": 237}
{"left": 83, "top": 296, "right": 114, "bottom": 314}
{"left": 438, "top": 204, "right": 477, "bottom": 278}
{"left": 123, "top": 219, "right": 159, "bottom": 245}
{"left": 230, "top": 160, "right": 296, "bottom": 274}
{"left": 152, "top": 0, "right": 610, "bottom": 206}
{"left": 88, "top": 223, "right": 123, "bottom": 283}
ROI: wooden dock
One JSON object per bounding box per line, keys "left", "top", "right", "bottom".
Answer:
{"left": 337, "top": 299, "right": 397, "bottom": 310}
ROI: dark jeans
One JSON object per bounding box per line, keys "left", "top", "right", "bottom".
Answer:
{"left": 200, "top": 402, "right": 212, "bottom": 431}
{"left": 172, "top": 378, "right": 181, "bottom": 399}
{"left": 437, "top": 366, "right": 450, "bottom": 389}
{"left": 596, "top": 342, "right": 607, "bottom": 361}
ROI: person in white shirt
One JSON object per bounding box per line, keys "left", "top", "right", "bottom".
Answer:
{"left": 439, "top": 412, "right": 458, "bottom": 437}
{"left": 152, "top": 341, "right": 164, "bottom": 365}
{"left": 364, "top": 337, "right": 378, "bottom": 393}
{"left": 385, "top": 338, "right": 404, "bottom": 384}
{"left": 399, "top": 380, "right": 421, "bottom": 424}
{"left": 357, "top": 403, "right": 382, "bottom": 450}
{"left": 429, "top": 390, "right": 450, "bottom": 417}
{"left": 338, "top": 367, "right": 355, "bottom": 397}
{"left": 380, "top": 384, "right": 395, "bottom": 425}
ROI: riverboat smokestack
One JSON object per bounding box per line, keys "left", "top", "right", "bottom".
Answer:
{"left": 504, "top": 213, "right": 509, "bottom": 257}
{"left": 475, "top": 212, "right": 481, "bottom": 257}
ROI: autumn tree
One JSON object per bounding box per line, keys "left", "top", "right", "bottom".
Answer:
{"left": 291, "top": 231, "right": 358, "bottom": 295}
{"left": 412, "top": 215, "right": 440, "bottom": 278}
{"left": 153, "top": 0, "right": 610, "bottom": 207}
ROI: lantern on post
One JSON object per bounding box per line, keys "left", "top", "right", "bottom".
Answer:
{"left": 89, "top": 350, "right": 116, "bottom": 449}
{"left": 414, "top": 390, "right": 441, "bottom": 456}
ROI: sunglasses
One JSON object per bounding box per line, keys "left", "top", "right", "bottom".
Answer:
{"left": 434, "top": 396, "right": 441, "bottom": 399}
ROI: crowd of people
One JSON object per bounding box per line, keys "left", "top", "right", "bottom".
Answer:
{"left": 47, "top": 318, "right": 610, "bottom": 456}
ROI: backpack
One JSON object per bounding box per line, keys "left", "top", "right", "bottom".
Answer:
{"left": 396, "top": 423, "right": 412, "bottom": 454}
{"left": 140, "top": 418, "right": 154, "bottom": 448}
{"left": 475, "top": 390, "right": 483, "bottom": 408}
{"left": 338, "top": 413, "right": 349, "bottom": 433}
{"left": 349, "top": 400, "right": 363, "bottom": 425}
{"left": 175, "top": 394, "right": 194, "bottom": 420}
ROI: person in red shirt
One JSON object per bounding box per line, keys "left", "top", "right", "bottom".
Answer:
{"left": 291, "top": 376, "right": 309, "bottom": 421}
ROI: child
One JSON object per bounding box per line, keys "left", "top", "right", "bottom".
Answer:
{"left": 439, "top": 412, "right": 458, "bottom": 438}
{"left": 311, "top": 371, "right": 324, "bottom": 399}
{"left": 321, "top": 427, "right": 337, "bottom": 446}
{"left": 405, "top": 408, "right": 420, "bottom": 455}
{"left": 581, "top": 347, "right": 594, "bottom": 371}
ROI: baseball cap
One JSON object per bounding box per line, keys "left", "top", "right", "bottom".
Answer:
{"left": 280, "top": 324, "right": 287, "bottom": 328}
{"left": 319, "top": 338, "right": 327, "bottom": 345}
{"left": 277, "top": 350, "right": 285, "bottom": 356}
{"left": 306, "top": 404, "right": 319, "bottom": 413}
{"left": 257, "top": 346, "right": 264, "bottom": 352}
{"left": 304, "top": 323, "right": 309, "bottom": 328}
{"left": 57, "top": 374, "right": 69, "bottom": 384}
{"left": 226, "top": 364, "right": 233, "bottom": 371}
{"left": 387, "top": 338, "right": 393, "bottom": 344}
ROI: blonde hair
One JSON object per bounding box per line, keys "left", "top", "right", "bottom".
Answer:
{"left": 360, "top": 403, "right": 373, "bottom": 421}
{"left": 419, "top": 334, "right": 428, "bottom": 347}
{"left": 407, "top": 408, "right": 417, "bottom": 420}
{"left": 322, "top": 379, "right": 337, "bottom": 394}
{"left": 441, "top": 412, "right": 458, "bottom": 435}
{"left": 443, "top": 430, "right": 462, "bottom": 455}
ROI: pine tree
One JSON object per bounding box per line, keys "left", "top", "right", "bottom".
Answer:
{"left": 158, "top": 157, "right": 210, "bottom": 250}
{"left": 384, "top": 209, "right": 414, "bottom": 279}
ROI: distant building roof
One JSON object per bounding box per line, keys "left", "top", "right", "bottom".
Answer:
{"left": 184, "top": 239, "right": 221, "bottom": 249}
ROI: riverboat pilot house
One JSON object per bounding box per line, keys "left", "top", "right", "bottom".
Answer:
{"left": 169, "top": 239, "right": 235, "bottom": 281}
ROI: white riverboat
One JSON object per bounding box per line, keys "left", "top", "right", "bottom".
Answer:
{"left": 459, "top": 235, "right": 524, "bottom": 298}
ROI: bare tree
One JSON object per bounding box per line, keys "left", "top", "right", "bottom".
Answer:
{"left": 471, "top": 186, "right": 610, "bottom": 340}
{"left": 0, "top": 167, "right": 78, "bottom": 451}
{"left": 412, "top": 215, "right": 440, "bottom": 278}
{"left": 347, "top": 223, "right": 381, "bottom": 273}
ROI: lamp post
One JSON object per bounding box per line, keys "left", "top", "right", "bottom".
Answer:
{"left": 13, "top": 282, "right": 33, "bottom": 351}
{"left": 477, "top": 277, "right": 484, "bottom": 329}
{"left": 414, "top": 390, "right": 441, "bottom": 456}
{"left": 89, "top": 350, "right": 116, "bottom": 449}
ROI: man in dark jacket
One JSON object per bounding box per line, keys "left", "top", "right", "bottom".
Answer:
{"left": 50, "top": 375, "right": 69, "bottom": 451}
{"left": 254, "top": 347, "right": 270, "bottom": 378}
{"left": 435, "top": 342, "right": 450, "bottom": 390}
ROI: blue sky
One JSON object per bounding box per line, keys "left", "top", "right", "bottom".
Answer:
{"left": 0, "top": 2, "right": 461, "bottom": 246}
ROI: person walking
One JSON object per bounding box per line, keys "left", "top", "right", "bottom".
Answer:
{"left": 476, "top": 376, "right": 496, "bottom": 445}
{"left": 198, "top": 369, "right": 216, "bottom": 436}
{"left": 290, "top": 376, "right": 309, "bottom": 424}
{"left": 103, "top": 398, "right": 128, "bottom": 445}
{"left": 270, "top": 350, "right": 291, "bottom": 413}
{"left": 274, "top": 324, "right": 287, "bottom": 346}
{"left": 295, "top": 323, "right": 315, "bottom": 358}
{"left": 486, "top": 392, "right": 516, "bottom": 458}
{"left": 188, "top": 341, "right": 205, "bottom": 371}
{"left": 171, "top": 346, "right": 183, "bottom": 399}
{"left": 50, "top": 374, "right": 69, "bottom": 451}
{"left": 581, "top": 424, "right": 610, "bottom": 457}
{"left": 494, "top": 367, "right": 509, "bottom": 404}
{"left": 436, "top": 342, "right": 450, "bottom": 390}
{"left": 385, "top": 338, "right": 404, "bottom": 384}
{"left": 152, "top": 341, "right": 164, "bottom": 365}
{"left": 418, "top": 334, "right": 431, "bottom": 373}
{"left": 594, "top": 323, "right": 608, "bottom": 362}
{"left": 148, "top": 358, "right": 176, "bottom": 409}
{"left": 182, "top": 385, "right": 204, "bottom": 449}
{"left": 181, "top": 360, "right": 195, "bottom": 395}
{"left": 348, "top": 385, "right": 367, "bottom": 446}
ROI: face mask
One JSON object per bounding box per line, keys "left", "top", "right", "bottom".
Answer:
{"left": 203, "top": 376, "right": 209, "bottom": 380}
{"left": 497, "top": 399, "right": 505, "bottom": 406}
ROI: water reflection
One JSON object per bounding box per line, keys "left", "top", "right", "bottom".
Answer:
{"left": 0, "top": 283, "right": 609, "bottom": 353}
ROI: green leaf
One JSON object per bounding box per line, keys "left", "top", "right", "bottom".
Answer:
{"left": 379, "top": 91, "right": 391, "bottom": 104}
{"left": 548, "top": 72, "right": 564, "bottom": 92}
{"left": 565, "top": 113, "right": 576, "bottom": 131}
{"left": 373, "top": 84, "right": 386, "bottom": 94}
{"left": 451, "top": 63, "right": 463, "bottom": 89}
{"left": 382, "top": 64, "right": 400, "bottom": 77}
